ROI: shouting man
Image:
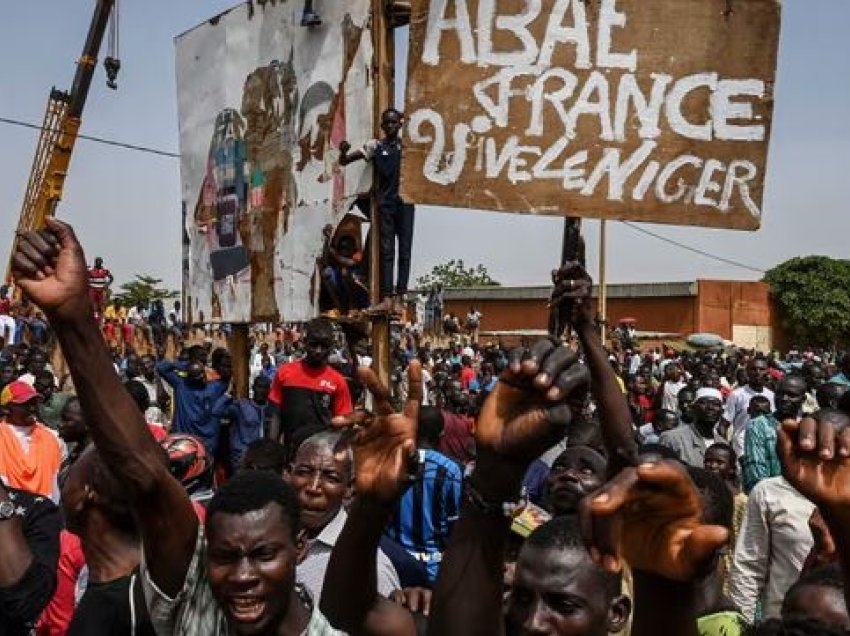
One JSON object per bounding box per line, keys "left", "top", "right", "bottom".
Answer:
{"left": 11, "top": 219, "right": 347, "bottom": 635}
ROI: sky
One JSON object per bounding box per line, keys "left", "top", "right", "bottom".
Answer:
{"left": 1, "top": 0, "right": 848, "bottom": 293}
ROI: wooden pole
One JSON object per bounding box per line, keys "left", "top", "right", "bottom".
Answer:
{"left": 369, "top": 0, "right": 393, "bottom": 387}
{"left": 599, "top": 219, "right": 608, "bottom": 343}
{"left": 230, "top": 323, "right": 250, "bottom": 399}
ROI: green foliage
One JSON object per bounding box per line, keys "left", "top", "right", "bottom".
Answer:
{"left": 763, "top": 256, "right": 850, "bottom": 347}
{"left": 112, "top": 275, "right": 178, "bottom": 308}
{"left": 417, "top": 259, "right": 501, "bottom": 290}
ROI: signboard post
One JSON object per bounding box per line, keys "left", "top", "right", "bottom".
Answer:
{"left": 402, "top": 0, "right": 781, "bottom": 231}
{"left": 370, "top": 0, "right": 394, "bottom": 387}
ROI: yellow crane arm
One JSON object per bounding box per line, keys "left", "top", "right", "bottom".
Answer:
{"left": 6, "top": 0, "right": 115, "bottom": 283}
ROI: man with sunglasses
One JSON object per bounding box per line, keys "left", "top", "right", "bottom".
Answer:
{"left": 268, "top": 319, "right": 352, "bottom": 459}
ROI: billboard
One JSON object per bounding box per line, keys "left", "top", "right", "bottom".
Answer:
{"left": 176, "top": 0, "right": 374, "bottom": 323}
{"left": 402, "top": 0, "right": 781, "bottom": 230}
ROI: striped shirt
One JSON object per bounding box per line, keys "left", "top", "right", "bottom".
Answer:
{"left": 385, "top": 449, "right": 463, "bottom": 583}
{"left": 741, "top": 414, "right": 781, "bottom": 494}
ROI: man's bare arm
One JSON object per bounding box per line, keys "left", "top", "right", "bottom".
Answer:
{"left": 12, "top": 220, "right": 198, "bottom": 598}
{"left": 553, "top": 265, "right": 638, "bottom": 474}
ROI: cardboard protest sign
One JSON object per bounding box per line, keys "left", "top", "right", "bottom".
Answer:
{"left": 402, "top": 0, "right": 781, "bottom": 230}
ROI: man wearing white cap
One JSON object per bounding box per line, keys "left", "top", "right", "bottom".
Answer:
{"left": 659, "top": 387, "right": 727, "bottom": 467}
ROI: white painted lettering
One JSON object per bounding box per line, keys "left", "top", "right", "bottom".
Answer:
{"left": 597, "top": 0, "right": 637, "bottom": 71}
{"left": 566, "top": 70, "right": 614, "bottom": 141}
{"left": 665, "top": 73, "right": 718, "bottom": 141}
{"left": 721, "top": 159, "right": 760, "bottom": 217}
{"left": 655, "top": 155, "right": 703, "bottom": 203}
{"left": 632, "top": 160, "right": 660, "bottom": 201}
{"left": 538, "top": 0, "right": 591, "bottom": 69}
{"left": 507, "top": 144, "right": 541, "bottom": 183}
{"left": 408, "top": 109, "right": 469, "bottom": 185}
{"left": 613, "top": 73, "right": 671, "bottom": 141}
{"left": 694, "top": 158, "right": 725, "bottom": 207}
{"left": 526, "top": 68, "right": 578, "bottom": 137}
{"left": 478, "top": 0, "right": 542, "bottom": 67}
{"left": 422, "top": 0, "right": 476, "bottom": 66}
{"left": 562, "top": 149, "right": 589, "bottom": 190}
{"left": 712, "top": 79, "right": 766, "bottom": 141}
{"left": 581, "top": 139, "right": 656, "bottom": 200}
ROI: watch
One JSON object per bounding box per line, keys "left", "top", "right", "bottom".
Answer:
{"left": 0, "top": 500, "right": 15, "bottom": 521}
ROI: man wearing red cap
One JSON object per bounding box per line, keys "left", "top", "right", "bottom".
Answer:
{"left": 0, "top": 381, "right": 65, "bottom": 501}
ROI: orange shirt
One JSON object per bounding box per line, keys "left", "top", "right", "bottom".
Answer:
{"left": 0, "top": 421, "right": 63, "bottom": 499}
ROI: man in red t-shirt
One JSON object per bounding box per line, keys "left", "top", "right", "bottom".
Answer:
{"left": 459, "top": 355, "right": 476, "bottom": 390}
{"left": 87, "top": 257, "right": 114, "bottom": 319}
{"left": 268, "top": 318, "right": 352, "bottom": 458}
{"left": 0, "top": 284, "right": 14, "bottom": 345}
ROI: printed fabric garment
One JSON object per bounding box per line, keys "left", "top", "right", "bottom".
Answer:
{"left": 269, "top": 361, "right": 352, "bottom": 457}
{"left": 740, "top": 414, "right": 781, "bottom": 494}
{"left": 141, "top": 528, "right": 341, "bottom": 636}
{"left": 0, "top": 488, "right": 61, "bottom": 636}
{"left": 385, "top": 449, "right": 463, "bottom": 584}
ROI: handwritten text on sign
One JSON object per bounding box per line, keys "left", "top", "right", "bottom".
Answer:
{"left": 401, "top": 0, "right": 781, "bottom": 230}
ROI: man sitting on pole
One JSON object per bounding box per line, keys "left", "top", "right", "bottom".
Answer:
{"left": 339, "top": 108, "right": 413, "bottom": 315}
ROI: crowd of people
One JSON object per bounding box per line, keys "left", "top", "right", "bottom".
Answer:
{"left": 2, "top": 220, "right": 850, "bottom": 636}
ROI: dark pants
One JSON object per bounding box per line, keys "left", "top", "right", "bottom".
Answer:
{"left": 379, "top": 201, "right": 415, "bottom": 297}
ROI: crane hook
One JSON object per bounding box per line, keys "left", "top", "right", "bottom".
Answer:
{"left": 104, "top": 57, "right": 121, "bottom": 90}
{"left": 104, "top": 0, "right": 120, "bottom": 89}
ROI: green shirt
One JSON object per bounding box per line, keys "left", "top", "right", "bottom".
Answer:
{"left": 698, "top": 610, "right": 748, "bottom": 636}
{"left": 38, "top": 393, "right": 72, "bottom": 430}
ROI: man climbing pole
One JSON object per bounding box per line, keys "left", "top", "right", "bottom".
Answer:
{"left": 339, "top": 108, "right": 413, "bottom": 315}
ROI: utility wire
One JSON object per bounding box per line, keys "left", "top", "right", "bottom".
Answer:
{"left": 0, "top": 115, "right": 179, "bottom": 158}
{"left": 619, "top": 220, "right": 766, "bottom": 275}
{"left": 0, "top": 113, "right": 772, "bottom": 275}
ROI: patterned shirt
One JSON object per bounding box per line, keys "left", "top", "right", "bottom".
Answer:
{"left": 142, "top": 528, "right": 341, "bottom": 636}
{"left": 741, "top": 414, "right": 781, "bottom": 494}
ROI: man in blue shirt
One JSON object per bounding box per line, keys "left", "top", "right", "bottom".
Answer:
{"left": 385, "top": 406, "right": 462, "bottom": 584}
{"left": 212, "top": 375, "right": 273, "bottom": 473}
{"left": 156, "top": 359, "right": 228, "bottom": 455}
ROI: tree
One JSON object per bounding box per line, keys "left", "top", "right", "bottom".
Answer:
{"left": 416, "top": 259, "right": 501, "bottom": 289}
{"left": 764, "top": 256, "right": 850, "bottom": 348}
{"left": 112, "top": 275, "right": 179, "bottom": 308}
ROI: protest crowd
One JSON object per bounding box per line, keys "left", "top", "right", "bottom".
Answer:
{"left": 0, "top": 221, "right": 848, "bottom": 636}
